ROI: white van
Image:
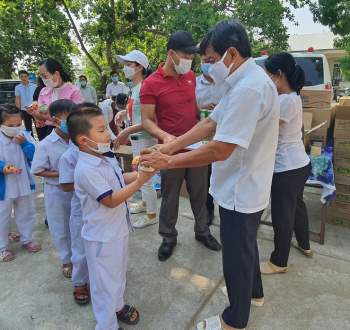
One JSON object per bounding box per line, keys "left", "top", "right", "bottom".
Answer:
{"left": 255, "top": 52, "right": 332, "bottom": 91}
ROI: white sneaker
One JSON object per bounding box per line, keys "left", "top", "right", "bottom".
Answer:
{"left": 129, "top": 202, "right": 147, "bottom": 214}
{"left": 221, "top": 286, "right": 264, "bottom": 306}
{"left": 133, "top": 216, "right": 158, "bottom": 229}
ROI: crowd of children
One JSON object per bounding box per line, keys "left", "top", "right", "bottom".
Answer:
{"left": 0, "top": 100, "right": 153, "bottom": 330}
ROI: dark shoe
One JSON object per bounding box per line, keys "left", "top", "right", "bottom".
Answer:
{"left": 44, "top": 217, "right": 48, "bottom": 228}
{"left": 207, "top": 209, "right": 214, "bottom": 226}
{"left": 158, "top": 241, "right": 177, "bottom": 261}
{"left": 195, "top": 234, "right": 221, "bottom": 251}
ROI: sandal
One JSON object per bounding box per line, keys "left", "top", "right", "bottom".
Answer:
{"left": 260, "top": 261, "right": 287, "bottom": 275}
{"left": 0, "top": 250, "right": 15, "bottom": 262}
{"left": 8, "top": 232, "right": 20, "bottom": 242}
{"left": 62, "top": 263, "right": 73, "bottom": 278}
{"left": 197, "top": 315, "right": 245, "bottom": 330}
{"left": 73, "top": 284, "right": 90, "bottom": 305}
{"left": 116, "top": 305, "right": 140, "bottom": 325}
{"left": 22, "top": 242, "right": 42, "bottom": 253}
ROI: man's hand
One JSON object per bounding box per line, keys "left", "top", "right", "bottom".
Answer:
{"left": 115, "top": 110, "right": 127, "bottom": 126}
{"left": 200, "top": 103, "right": 216, "bottom": 111}
{"left": 3, "top": 165, "right": 22, "bottom": 175}
{"left": 113, "top": 130, "right": 130, "bottom": 150}
{"left": 140, "top": 150, "right": 171, "bottom": 170}
{"left": 162, "top": 133, "right": 176, "bottom": 144}
{"left": 13, "top": 135, "right": 26, "bottom": 144}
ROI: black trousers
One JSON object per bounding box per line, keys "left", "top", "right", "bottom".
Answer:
{"left": 220, "top": 207, "right": 264, "bottom": 329}
{"left": 22, "top": 110, "right": 34, "bottom": 134}
{"left": 270, "top": 163, "right": 311, "bottom": 267}
{"left": 206, "top": 164, "right": 214, "bottom": 213}
{"left": 159, "top": 167, "right": 210, "bottom": 243}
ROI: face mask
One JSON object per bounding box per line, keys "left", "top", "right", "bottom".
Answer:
{"left": 0, "top": 125, "right": 23, "bottom": 137}
{"left": 111, "top": 76, "right": 119, "bottom": 83}
{"left": 59, "top": 120, "right": 68, "bottom": 135}
{"left": 201, "top": 63, "right": 212, "bottom": 76}
{"left": 127, "top": 81, "right": 134, "bottom": 89}
{"left": 171, "top": 54, "right": 192, "bottom": 75}
{"left": 85, "top": 137, "right": 111, "bottom": 154}
{"left": 80, "top": 80, "right": 87, "bottom": 88}
{"left": 42, "top": 77, "right": 57, "bottom": 88}
{"left": 123, "top": 66, "right": 136, "bottom": 80}
{"left": 208, "top": 51, "right": 234, "bottom": 84}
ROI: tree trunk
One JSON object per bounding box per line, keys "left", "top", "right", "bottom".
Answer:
{"left": 0, "top": 56, "right": 14, "bottom": 79}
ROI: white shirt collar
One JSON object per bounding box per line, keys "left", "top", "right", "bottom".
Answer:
{"left": 0, "top": 131, "right": 12, "bottom": 145}
{"left": 78, "top": 150, "right": 103, "bottom": 166}
{"left": 225, "top": 58, "right": 256, "bottom": 88}
{"left": 46, "top": 129, "right": 68, "bottom": 144}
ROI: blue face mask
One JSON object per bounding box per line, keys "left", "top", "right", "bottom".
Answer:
{"left": 59, "top": 120, "right": 68, "bottom": 135}
{"left": 111, "top": 76, "right": 119, "bottom": 83}
{"left": 201, "top": 63, "right": 212, "bottom": 76}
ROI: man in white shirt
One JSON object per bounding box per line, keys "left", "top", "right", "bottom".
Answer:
{"left": 105, "top": 71, "right": 129, "bottom": 98}
{"left": 78, "top": 75, "right": 97, "bottom": 104}
{"left": 141, "top": 20, "right": 280, "bottom": 330}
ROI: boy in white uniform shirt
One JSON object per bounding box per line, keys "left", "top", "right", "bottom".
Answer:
{"left": 68, "top": 107, "right": 153, "bottom": 330}
{"left": 0, "top": 104, "right": 41, "bottom": 262}
{"left": 31, "top": 99, "right": 77, "bottom": 278}
{"left": 59, "top": 104, "right": 97, "bottom": 305}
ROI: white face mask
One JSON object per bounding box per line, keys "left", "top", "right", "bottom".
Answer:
{"left": 123, "top": 66, "right": 136, "bottom": 80}
{"left": 42, "top": 78, "right": 57, "bottom": 88}
{"left": 85, "top": 137, "right": 111, "bottom": 154}
{"left": 0, "top": 125, "right": 23, "bottom": 137}
{"left": 208, "top": 51, "right": 234, "bottom": 84}
{"left": 171, "top": 54, "right": 192, "bottom": 75}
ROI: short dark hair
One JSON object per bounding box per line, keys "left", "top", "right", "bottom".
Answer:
{"left": 0, "top": 103, "right": 22, "bottom": 125}
{"left": 202, "top": 20, "right": 251, "bottom": 58}
{"left": 18, "top": 70, "right": 29, "bottom": 77}
{"left": 39, "top": 58, "right": 71, "bottom": 82}
{"left": 265, "top": 52, "right": 305, "bottom": 95}
{"left": 110, "top": 71, "right": 118, "bottom": 76}
{"left": 67, "top": 107, "right": 103, "bottom": 146}
{"left": 48, "top": 99, "right": 77, "bottom": 118}
{"left": 79, "top": 75, "right": 87, "bottom": 80}
{"left": 116, "top": 93, "right": 128, "bottom": 106}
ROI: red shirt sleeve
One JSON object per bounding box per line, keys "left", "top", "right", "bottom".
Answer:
{"left": 140, "top": 77, "right": 157, "bottom": 105}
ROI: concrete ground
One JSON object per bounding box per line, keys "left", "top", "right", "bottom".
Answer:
{"left": 1, "top": 185, "right": 350, "bottom": 330}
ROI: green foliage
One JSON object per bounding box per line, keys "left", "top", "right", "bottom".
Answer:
{"left": 0, "top": 0, "right": 76, "bottom": 79}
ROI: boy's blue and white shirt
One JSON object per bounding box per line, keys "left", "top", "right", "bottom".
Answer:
{"left": 74, "top": 151, "right": 129, "bottom": 242}
{"left": 31, "top": 130, "right": 70, "bottom": 185}
{"left": 0, "top": 131, "right": 35, "bottom": 200}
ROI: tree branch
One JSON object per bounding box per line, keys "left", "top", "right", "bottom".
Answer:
{"left": 60, "top": 0, "right": 103, "bottom": 76}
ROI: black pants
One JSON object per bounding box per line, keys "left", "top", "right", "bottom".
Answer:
{"left": 159, "top": 167, "right": 210, "bottom": 243}
{"left": 36, "top": 125, "right": 55, "bottom": 141}
{"left": 220, "top": 207, "right": 264, "bottom": 329}
{"left": 270, "top": 163, "right": 311, "bottom": 267}
{"left": 22, "top": 110, "right": 34, "bottom": 134}
{"left": 206, "top": 164, "right": 214, "bottom": 213}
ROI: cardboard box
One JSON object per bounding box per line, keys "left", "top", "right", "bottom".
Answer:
{"left": 115, "top": 145, "right": 133, "bottom": 172}
{"left": 334, "top": 139, "right": 350, "bottom": 159}
{"left": 303, "top": 112, "right": 313, "bottom": 132}
{"left": 334, "top": 161, "right": 350, "bottom": 185}
{"left": 339, "top": 96, "right": 350, "bottom": 106}
{"left": 300, "top": 90, "right": 332, "bottom": 109}
{"left": 309, "top": 127, "right": 328, "bottom": 144}
{"left": 334, "top": 106, "right": 350, "bottom": 139}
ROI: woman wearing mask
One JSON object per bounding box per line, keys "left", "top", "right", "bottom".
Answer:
{"left": 260, "top": 52, "right": 313, "bottom": 275}
{"left": 115, "top": 50, "right": 158, "bottom": 229}
{"left": 27, "top": 58, "right": 82, "bottom": 139}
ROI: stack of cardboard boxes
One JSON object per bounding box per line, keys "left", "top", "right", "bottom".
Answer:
{"left": 330, "top": 102, "right": 350, "bottom": 227}
{"left": 301, "top": 90, "right": 334, "bottom": 146}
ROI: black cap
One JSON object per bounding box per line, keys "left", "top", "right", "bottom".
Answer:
{"left": 167, "top": 31, "right": 199, "bottom": 54}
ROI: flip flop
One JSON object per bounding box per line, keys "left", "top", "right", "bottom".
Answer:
{"left": 260, "top": 261, "right": 287, "bottom": 275}
{"left": 8, "top": 232, "right": 20, "bottom": 242}
{"left": 117, "top": 305, "right": 140, "bottom": 325}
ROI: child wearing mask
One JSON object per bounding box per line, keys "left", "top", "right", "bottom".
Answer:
{"left": 31, "top": 99, "right": 77, "bottom": 277}
{"left": 0, "top": 104, "right": 41, "bottom": 262}
{"left": 68, "top": 107, "right": 154, "bottom": 330}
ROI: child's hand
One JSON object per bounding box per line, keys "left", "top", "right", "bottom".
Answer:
{"left": 136, "top": 168, "right": 155, "bottom": 185}
{"left": 3, "top": 165, "right": 22, "bottom": 175}
{"left": 13, "top": 135, "right": 26, "bottom": 144}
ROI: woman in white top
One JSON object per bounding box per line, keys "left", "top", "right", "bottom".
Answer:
{"left": 114, "top": 50, "right": 158, "bottom": 229}
{"left": 261, "top": 53, "right": 312, "bottom": 275}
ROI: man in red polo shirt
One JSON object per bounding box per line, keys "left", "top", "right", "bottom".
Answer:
{"left": 140, "top": 31, "right": 221, "bottom": 261}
